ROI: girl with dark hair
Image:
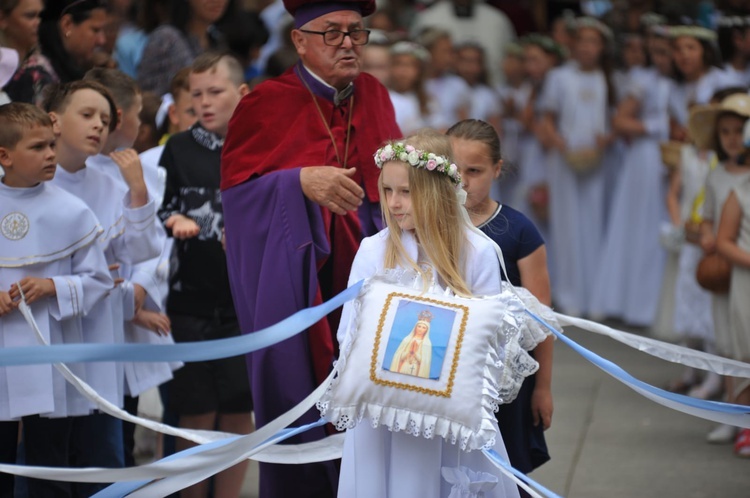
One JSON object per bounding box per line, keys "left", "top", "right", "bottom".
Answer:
{"left": 717, "top": 15, "right": 750, "bottom": 86}
{"left": 136, "top": 0, "right": 233, "bottom": 96}
{"left": 669, "top": 24, "right": 742, "bottom": 128}
{"left": 37, "top": 0, "right": 108, "bottom": 82}
{"left": 0, "top": 0, "right": 58, "bottom": 103}
{"left": 447, "top": 119, "right": 554, "bottom": 486}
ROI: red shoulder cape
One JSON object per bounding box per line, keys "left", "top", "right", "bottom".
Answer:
{"left": 221, "top": 67, "right": 402, "bottom": 201}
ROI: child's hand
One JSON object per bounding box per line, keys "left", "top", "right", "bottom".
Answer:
{"left": 9, "top": 278, "right": 56, "bottom": 305}
{"left": 132, "top": 309, "right": 171, "bottom": 336}
{"left": 133, "top": 284, "right": 147, "bottom": 314}
{"left": 531, "top": 386, "right": 553, "bottom": 430}
{"left": 596, "top": 133, "right": 613, "bottom": 150}
{"left": 165, "top": 214, "right": 200, "bottom": 239}
{"left": 108, "top": 263, "right": 124, "bottom": 286}
{"left": 109, "top": 149, "right": 148, "bottom": 208}
{"left": 0, "top": 291, "right": 16, "bottom": 316}
{"left": 700, "top": 232, "right": 716, "bottom": 254}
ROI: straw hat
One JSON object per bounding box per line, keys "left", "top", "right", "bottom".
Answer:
{"left": 688, "top": 93, "right": 750, "bottom": 151}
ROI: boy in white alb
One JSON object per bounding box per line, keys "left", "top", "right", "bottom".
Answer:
{"left": 0, "top": 103, "right": 113, "bottom": 497}
{"left": 83, "top": 67, "right": 179, "bottom": 466}
{"left": 43, "top": 79, "right": 163, "bottom": 494}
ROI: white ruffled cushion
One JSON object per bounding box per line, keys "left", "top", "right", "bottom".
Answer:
{"left": 317, "top": 274, "right": 554, "bottom": 451}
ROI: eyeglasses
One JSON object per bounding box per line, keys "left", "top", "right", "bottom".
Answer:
{"left": 299, "top": 29, "right": 371, "bottom": 46}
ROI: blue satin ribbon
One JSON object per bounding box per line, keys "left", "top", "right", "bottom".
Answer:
{"left": 91, "top": 436, "right": 242, "bottom": 498}
{"left": 526, "top": 311, "right": 750, "bottom": 416}
{"left": 93, "top": 419, "right": 328, "bottom": 498}
{"left": 483, "top": 449, "right": 563, "bottom": 498}
{"left": 0, "top": 281, "right": 362, "bottom": 367}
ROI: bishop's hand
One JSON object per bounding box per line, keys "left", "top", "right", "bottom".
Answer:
{"left": 300, "top": 166, "right": 364, "bottom": 216}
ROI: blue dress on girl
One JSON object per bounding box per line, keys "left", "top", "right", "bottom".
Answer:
{"left": 478, "top": 204, "right": 550, "bottom": 472}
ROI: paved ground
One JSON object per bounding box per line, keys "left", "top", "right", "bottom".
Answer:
{"left": 237, "top": 324, "right": 749, "bottom": 497}
{"left": 532, "top": 326, "right": 748, "bottom": 498}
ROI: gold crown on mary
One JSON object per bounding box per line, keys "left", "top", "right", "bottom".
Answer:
{"left": 417, "top": 310, "right": 433, "bottom": 323}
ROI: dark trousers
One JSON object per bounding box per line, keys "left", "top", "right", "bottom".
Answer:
{"left": 122, "top": 395, "right": 139, "bottom": 467}
{"left": 0, "top": 421, "right": 19, "bottom": 498}
{"left": 69, "top": 412, "right": 124, "bottom": 497}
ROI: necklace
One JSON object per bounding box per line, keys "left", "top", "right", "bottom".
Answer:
{"left": 296, "top": 66, "right": 354, "bottom": 168}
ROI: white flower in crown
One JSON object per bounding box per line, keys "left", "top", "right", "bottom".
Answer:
{"left": 373, "top": 142, "right": 462, "bottom": 186}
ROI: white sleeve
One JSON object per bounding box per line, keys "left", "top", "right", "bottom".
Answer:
{"left": 336, "top": 236, "right": 382, "bottom": 347}
{"left": 120, "top": 280, "right": 137, "bottom": 321}
{"left": 127, "top": 237, "right": 173, "bottom": 314}
{"left": 538, "top": 69, "right": 563, "bottom": 115}
{"left": 467, "top": 237, "right": 503, "bottom": 297}
{"left": 50, "top": 241, "right": 113, "bottom": 320}
{"left": 112, "top": 192, "right": 165, "bottom": 265}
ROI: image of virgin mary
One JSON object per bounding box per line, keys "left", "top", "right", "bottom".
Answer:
{"left": 388, "top": 310, "right": 434, "bottom": 379}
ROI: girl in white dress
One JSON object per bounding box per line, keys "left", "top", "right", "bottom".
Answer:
{"left": 493, "top": 43, "right": 528, "bottom": 205}
{"left": 387, "top": 41, "right": 448, "bottom": 135}
{"left": 336, "top": 131, "right": 522, "bottom": 498}
{"left": 418, "top": 28, "right": 472, "bottom": 129}
{"left": 717, "top": 16, "right": 750, "bottom": 87}
{"left": 538, "top": 17, "right": 614, "bottom": 316}
{"left": 514, "top": 36, "right": 564, "bottom": 253}
{"left": 689, "top": 94, "right": 750, "bottom": 441}
{"left": 665, "top": 26, "right": 743, "bottom": 394}
{"left": 589, "top": 35, "right": 671, "bottom": 326}
{"left": 455, "top": 43, "right": 501, "bottom": 131}
{"left": 717, "top": 176, "right": 750, "bottom": 456}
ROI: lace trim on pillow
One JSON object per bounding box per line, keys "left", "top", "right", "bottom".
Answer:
{"left": 316, "top": 272, "right": 558, "bottom": 451}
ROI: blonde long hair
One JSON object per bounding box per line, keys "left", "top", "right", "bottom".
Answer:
{"left": 378, "top": 131, "right": 472, "bottom": 296}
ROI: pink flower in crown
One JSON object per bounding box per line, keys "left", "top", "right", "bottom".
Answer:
{"left": 380, "top": 151, "right": 389, "bottom": 162}
{"left": 405, "top": 145, "right": 415, "bottom": 153}
{"left": 426, "top": 159, "right": 437, "bottom": 170}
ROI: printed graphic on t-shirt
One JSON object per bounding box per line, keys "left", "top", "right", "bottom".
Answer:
{"left": 180, "top": 186, "right": 223, "bottom": 241}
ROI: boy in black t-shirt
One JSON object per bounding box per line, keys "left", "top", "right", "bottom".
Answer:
{"left": 158, "top": 53, "right": 253, "bottom": 498}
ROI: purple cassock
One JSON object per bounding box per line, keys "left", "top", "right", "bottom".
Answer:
{"left": 221, "top": 55, "right": 400, "bottom": 495}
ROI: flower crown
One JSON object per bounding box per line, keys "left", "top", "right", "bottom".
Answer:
{"left": 374, "top": 143, "right": 462, "bottom": 186}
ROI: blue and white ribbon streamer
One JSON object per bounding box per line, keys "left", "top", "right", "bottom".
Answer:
{"left": 528, "top": 311, "right": 750, "bottom": 428}
{"left": 483, "top": 449, "right": 563, "bottom": 498}
{"left": 555, "top": 313, "right": 750, "bottom": 378}
{"left": 4, "top": 279, "right": 750, "bottom": 497}
{"left": 0, "top": 281, "right": 362, "bottom": 366}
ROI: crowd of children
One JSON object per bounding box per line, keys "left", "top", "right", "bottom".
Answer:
{"left": 2, "top": 0, "right": 750, "bottom": 497}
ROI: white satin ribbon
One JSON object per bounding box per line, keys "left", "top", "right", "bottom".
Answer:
{"left": 555, "top": 312, "right": 750, "bottom": 378}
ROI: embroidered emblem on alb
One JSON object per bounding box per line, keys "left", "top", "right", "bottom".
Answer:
{"left": 1, "top": 212, "right": 30, "bottom": 240}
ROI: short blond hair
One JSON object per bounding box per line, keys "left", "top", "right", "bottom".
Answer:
{"left": 191, "top": 52, "right": 246, "bottom": 87}
{"left": 378, "top": 131, "right": 471, "bottom": 296}
{"left": 0, "top": 103, "right": 53, "bottom": 149}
